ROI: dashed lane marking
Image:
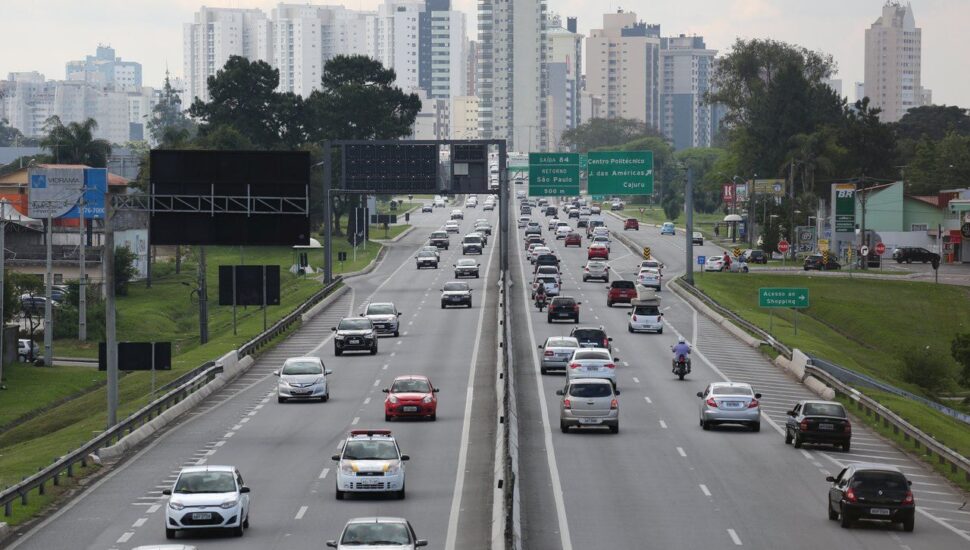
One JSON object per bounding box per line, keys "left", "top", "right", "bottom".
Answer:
{"left": 727, "top": 529, "right": 742, "bottom": 546}
{"left": 700, "top": 484, "right": 711, "bottom": 497}
{"left": 295, "top": 505, "right": 308, "bottom": 520}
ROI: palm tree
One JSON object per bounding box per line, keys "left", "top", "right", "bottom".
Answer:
{"left": 40, "top": 116, "right": 111, "bottom": 167}
{"left": 782, "top": 127, "right": 843, "bottom": 196}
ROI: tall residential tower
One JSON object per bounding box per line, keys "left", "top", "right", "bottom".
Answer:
{"left": 864, "top": 1, "right": 925, "bottom": 122}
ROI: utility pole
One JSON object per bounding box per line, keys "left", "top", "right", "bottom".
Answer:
{"left": 499, "top": 141, "right": 508, "bottom": 273}
{"left": 0, "top": 200, "right": 6, "bottom": 380}
{"left": 198, "top": 246, "right": 209, "bottom": 344}
{"left": 44, "top": 215, "right": 53, "bottom": 367}
{"left": 105, "top": 199, "right": 118, "bottom": 427}
{"left": 858, "top": 175, "right": 867, "bottom": 270}
{"left": 322, "top": 141, "right": 333, "bottom": 285}
{"left": 78, "top": 194, "right": 86, "bottom": 341}
{"left": 685, "top": 166, "right": 695, "bottom": 286}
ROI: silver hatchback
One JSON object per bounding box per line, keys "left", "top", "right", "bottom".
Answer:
{"left": 557, "top": 378, "right": 619, "bottom": 433}
{"left": 538, "top": 336, "right": 579, "bottom": 374}
{"left": 582, "top": 260, "right": 609, "bottom": 282}
{"left": 697, "top": 382, "right": 762, "bottom": 432}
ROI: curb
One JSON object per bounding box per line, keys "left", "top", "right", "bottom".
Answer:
{"left": 301, "top": 285, "right": 350, "bottom": 323}
{"left": 340, "top": 245, "right": 388, "bottom": 279}
{"left": 372, "top": 224, "right": 417, "bottom": 244}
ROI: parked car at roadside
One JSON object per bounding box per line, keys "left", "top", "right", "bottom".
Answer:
{"left": 892, "top": 246, "right": 939, "bottom": 264}
{"left": 804, "top": 254, "right": 841, "bottom": 271}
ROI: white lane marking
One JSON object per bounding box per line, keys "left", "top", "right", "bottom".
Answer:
{"left": 700, "top": 484, "right": 712, "bottom": 497}
{"left": 373, "top": 379, "right": 381, "bottom": 387}
{"left": 295, "top": 505, "right": 308, "bottom": 520}
{"left": 632, "top": 377, "right": 640, "bottom": 384}
{"left": 676, "top": 447, "right": 687, "bottom": 458}
{"left": 659, "top": 420, "right": 668, "bottom": 429}
{"left": 225, "top": 431, "right": 235, "bottom": 438}
{"left": 132, "top": 517, "right": 147, "bottom": 528}
{"left": 351, "top": 417, "right": 360, "bottom": 425}
{"left": 239, "top": 418, "right": 250, "bottom": 424}
{"left": 506, "top": 225, "right": 573, "bottom": 550}
{"left": 116, "top": 532, "right": 133, "bottom": 543}
{"left": 390, "top": 352, "right": 397, "bottom": 357}
{"left": 800, "top": 450, "right": 813, "bottom": 460}
{"left": 644, "top": 396, "right": 652, "bottom": 404}
{"left": 253, "top": 404, "right": 263, "bottom": 410}
{"left": 247, "top": 410, "right": 258, "bottom": 416}
{"left": 146, "top": 504, "right": 160, "bottom": 514}
{"left": 319, "top": 468, "right": 330, "bottom": 480}
{"left": 444, "top": 226, "right": 497, "bottom": 550}
{"left": 231, "top": 424, "right": 242, "bottom": 430}
{"left": 622, "top": 361, "right": 629, "bottom": 367}
{"left": 214, "top": 441, "right": 226, "bottom": 447}
{"left": 727, "top": 528, "right": 742, "bottom": 546}
{"left": 364, "top": 397, "right": 371, "bottom": 405}
{"left": 383, "top": 364, "right": 389, "bottom": 370}
{"left": 396, "top": 340, "right": 402, "bottom": 345}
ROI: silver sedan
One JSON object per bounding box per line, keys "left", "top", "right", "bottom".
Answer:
{"left": 697, "top": 382, "right": 762, "bottom": 431}
{"left": 538, "top": 336, "right": 579, "bottom": 374}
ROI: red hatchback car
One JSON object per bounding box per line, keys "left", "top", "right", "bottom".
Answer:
{"left": 564, "top": 232, "right": 582, "bottom": 247}
{"left": 606, "top": 280, "right": 638, "bottom": 307}
{"left": 588, "top": 243, "right": 609, "bottom": 260}
{"left": 383, "top": 375, "right": 439, "bottom": 421}
{"left": 624, "top": 218, "right": 639, "bottom": 231}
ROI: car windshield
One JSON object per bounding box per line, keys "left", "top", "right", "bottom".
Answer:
{"left": 391, "top": 379, "right": 431, "bottom": 393}
{"left": 803, "top": 403, "right": 846, "bottom": 417}
{"left": 366, "top": 304, "right": 396, "bottom": 315}
{"left": 849, "top": 472, "right": 908, "bottom": 491}
{"left": 457, "top": 259, "right": 477, "bottom": 266}
{"left": 341, "top": 523, "right": 411, "bottom": 545}
{"left": 174, "top": 471, "right": 236, "bottom": 494}
{"left": 281, "top": 361, "right": 323, "bottom": 375}
{"left": 342, "top": 440, "right": 399, "bottom": 460}
{"left": 443, "top": 283, "right": 469, "bottom": 292}
{"left": 463, "top": 236, "right": 481, "bottom": 243}
{"left": 338, "top": 319, "right": 372, "bottom": 330}
{"left": 712, "top": 386, "right": 753, "bottom": 396}
{"left": 569, "top": 383, "right": 613, "bottom": 398}
{"left": 431, "top": 232, "right": 447, "bottom": 238}
{"left": 418, "top": 251, "right": 436, "bottom": 258}
{"left": 574, "top": 350, "right": 610, "bottom": 360}
{"left": 546, "top": 338, "right": 577, "bottom": 348}
{"left": 612, "top": 281, "right": 635, "bottom": 289}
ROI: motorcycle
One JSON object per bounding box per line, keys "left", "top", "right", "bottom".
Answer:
{"left": 672, "top": 354, "right": 691, "bottom": 380}
{"left": 535, "top": 293, "right": 548, "bottom": 311}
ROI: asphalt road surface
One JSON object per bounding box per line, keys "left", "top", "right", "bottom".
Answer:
{"left": 511, "top": 204, "right": 970, "bottom": 550}
{"left": 7, "top": 201, "right": 499, "bottom": 550}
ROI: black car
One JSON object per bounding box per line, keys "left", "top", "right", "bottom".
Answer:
{"left": 803, "top": 254, "right": 841, "bottom": 271}
{"left": 520, "top": 206, "right": 532, "bottom": 215}
{"left": 429, "top": 231, "right": 450, "bottom": 250}
{"left": 785, "top": 400, "right": 851, "bottom": 451}
{"left": 567, "top": 209, "right": 580, "bottom": 219}
{"left": 454, "top": 259, "right": 480, "bottom": 278}
{"left": 570, "top": 326, "right": 612, "bottom": 352}
{"left": 545, "top": 206, "right": 557, "bottom": 216}
{"left": 827, "top": 464, "right": 914, "bottom": 531}
{"left": 332, "top": 317, "right": 378, "bottom": 356}
{"left": 892, "top": 246, "right": 939, "bottom": 264}
{"left": 547, "top": 296, "right": 580, "bottom": 323}
{"left": 742, "top": 249, "right": 768, "bottom": 264}
{"left": 534, "top": 254, "right": 560, "bottom": 270}
{"left": 440, "top": 281, "right": 473, "bottom": 309}
{"left": 415, "top": 251, "right": 439, "bottom": 269}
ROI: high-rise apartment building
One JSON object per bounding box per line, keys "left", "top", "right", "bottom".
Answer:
{"left": 182, "top": 7, "right": 272, "bottom": 103}
{"left": 546, "top": 15, "right": 582, "bottom": 150}
{"left": 66, "top": 45, "right": 142, "bottom": 92}
{"left": 416, "top": 1, "right": 467, "bottom": 99}
{"left": 375, "top": 0, "right": 424, "bottom": 92}
{"left": 586, "top": 11, "right": 661, "bottom": 130}
{"left": 465, "top": 41, "right": 478, "bottom": 97}
{"left": 478, "top": 0, "right": 547, "bottom": 152}
{"left": 451, "top": 95, "right": 479, "bottom": 139}
{"left": 864, "top": 1, "right": 924, "bottom": 123}
{"left": 660, "top": 34, "right": 716, "bottom": 150}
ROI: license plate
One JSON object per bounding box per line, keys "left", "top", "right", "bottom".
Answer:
{"left": 451, "top": 296, "right": 461, "bottom": 301}
{"left": 349, "top": 338, "right": 360, "bottom": 345}
{"left": 818, "top": 423, "right": 834, "bottom": 431}
{"left": 870, "top": 508, "right": 891, "bottom": 516}
{"left": 192, "top": 512, "right": 212, "bottom": 520}
{"left": 292, "top": 390, "right": 309, "bottom": 395}
{"left": 375, "top": 324, "right": 387, "bottom": 329}
{"left": 578, "top": 418, "right": 602, "bottom": 425}
{"left": 402, "top": 406, "right": 418, "bottom": 412}
{"left": 724, "top": 401, "right": 742, "bottom": 408}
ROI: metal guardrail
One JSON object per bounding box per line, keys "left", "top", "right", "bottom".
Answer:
{"left": 0, "top": 276, "right": 344, "bottom": 520}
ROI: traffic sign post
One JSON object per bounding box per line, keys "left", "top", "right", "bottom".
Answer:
{"left": 778, "top": 239, "right": 790, "bottom": 268}
{"left": 529, "top": 153, "right": 580, "bottom": 197}
{"left": 733, "top": 247, "right": 742, "bottom": 258}
{"left": 874, "top": 242, "right": 886, "bottom": 255}
{"left": 759, "top": 287, "right": 810, "bottom": 336}
{"left": 587, "top": 151, "right": 654, "bottom": 195}
{"left": 642, "top": 246, "right": 651, "bottom": 259}
{"left": 697, "top": 255, "right": 705, "bottom": 276}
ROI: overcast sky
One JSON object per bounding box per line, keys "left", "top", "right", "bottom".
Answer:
{"left": 1, "top": 0, "right": 967, "bottom": 107}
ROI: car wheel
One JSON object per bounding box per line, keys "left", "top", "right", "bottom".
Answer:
{"left": 657, "top": 328, "right": 663, "bottom": 334}
{"left": 370, "top": 346, "right": 378, "bottom": 355}
{"left": 278, "top": 396, "right": 287, "bottom": 404}
{"left": 322, "top": 393, "right": 329, "bottom": 403}
{"left": 609, "top": 424, "right": 619, "bottom": 434}
{"left": 793, "top": 434, "right": 803, "bottom": 448}
{"left": 396, "top": 484, "right": 406, "bottom": 500}
{"left": 839, "top": 505, "right": 853, "bottom": 528}
{"left": 394, "top": 330, "right": 400, "bottom": 337}
{"left": 441, "top": 303, "right": 446, "bottom": 309}
{"left": 540, "top": 366, "right": 548, "bottom": 375}
{"left": 468, "top": 301, "right": 473, "bottom": 308}
{"left": 628, "top": 325, "right": 634, "bottom": 333}
{"left": 574, "top": 318, "right": 579, "bottom": 323}
{"left": 547, "top": 316, "right": 553, "bottom": 323}
{"left": 233, "top": 523, "right": 244, "bottom": 537}
{"left": 828, "top": 502, "right": 839, "bottom": 521}
{"left": 385, "top": 413, "right": 392, "bottom": 422}
{"left": 430, "top": 412, "right": 437, "bottom": 421}
{"left": 607, "top": 301, "right": 612, "bottom": 307}
{"left": 701, "top": 419, "right": 710, "bottom": 430}
{"left": 243, "top": 513, "right": 250, "bottom": 529}
{"left": 901, "top": 515, "right": 914, "bottom": 532}
{"left": 560, "top": 420, "right": 568, "bottom": 433}
{"left": 166, "top": 528, "right": 176, "bottom": 540}
{"left": 336, "top": 489, "right": 345, "bottom": 500}
{"left": 842, "top": 441, "right": 851, "bottom": 453}
{"left": 334, "top": 347, "right": 342, "bottom": 356}
{"left": 784, "top": 428, "right": 793, "bottom": 445}
{"left": 751, "top": 422, "right": 761, "bottom": 432}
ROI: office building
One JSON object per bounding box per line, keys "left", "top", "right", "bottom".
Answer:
{"left": 66, "top": 45, "right": 142, "bottom": 92}
{"left": 660, "top": 34, "right": 716, "bottom": 150}
{"left": 546, "top": 15, "right": 582, "bottom": 150}
{"left": 864, "top": 1, "right": 925, "bottom": 122}
{"left": 451, "top": 95, "right": 479, "bottom": 139}
{"left": 411, "top": 89, "right": 450, "bottom": 139}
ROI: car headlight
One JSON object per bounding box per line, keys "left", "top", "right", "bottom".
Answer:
{"left": 278, "top": 379, "right": 290, "bottom": 387}
{"left": 168, "top": 500, "right": 185, "bottom": 511}
{"left": 220, "top": 498, "right": 239, "bottom": 509}
{"left": 340, "top": 461, "right": 355, "bottom": 475}
{"left": 388, "top": 395, "right": 398, "bottom": 404}
{"left": 423, "top": 395, "right": 433, "bottom": 404}
{"left": 385, "top": 461, "right": 401, "bottom": 474}
{"left": 334, "top": 334, "right": 345, "bottom": 341}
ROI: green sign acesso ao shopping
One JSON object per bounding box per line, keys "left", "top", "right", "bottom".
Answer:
{"left": 758, "top": 287, "right": 810, "bottom": 309}
{"left": 529, "top": 153, "right": 580, "bottom": 197}
{"left": 587, "top": 151, "right": 654, "bottom": 195}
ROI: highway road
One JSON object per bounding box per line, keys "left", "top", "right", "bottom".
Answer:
{"left": 511, "top": 204, "right": 970, "bottom": 550}
{"left": 6, "top": 201, "right": 500, "bottom": 550}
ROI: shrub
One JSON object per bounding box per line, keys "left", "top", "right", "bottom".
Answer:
{"left": 900, "top": 347, "right": 956, "bottom": 394}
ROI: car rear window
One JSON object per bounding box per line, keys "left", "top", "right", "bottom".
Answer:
{"left": 572, "top": 329, "right": 606, "bottom": 341}
{"left": 574, "top": 350, "right": 610, "bottom": 360}
{"left": 612, "top": 281, "right": 635, "bottom": 289}
{"left": 803, "top": 403, "right": 846, "bottom": 417}
{"left": 633, "top": 306, "right": 660, "bottom": 315}
{"left": 569, "top": 383, "right": 613, "bottom": 398}
{"left": 431, "top": 232, "right": 447, "bottom": 238}
{"left": 712, "top": 386, "right": 753, "bottom": 396}
{"left": 552, "top": 298, "right": 575, "bottom": 306}
{"left": 546, "top": 338, "right": 577, "bottom": 348}
{"left": 850, "top": 472, "right": 908, "bottom": 490}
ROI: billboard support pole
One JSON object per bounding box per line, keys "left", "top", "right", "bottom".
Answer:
{"left": 105, "top": 199, "right": 118, "bottom": 428}
{"left": 198, "top": 246, "right": 209, "bottom": 344}
{"left": 262, "top": 265, "right": 267, "bottom": 332}
{"left": 231, "top": 266, "right": 237, "bottom": 336}
{"left": 44, "top": 215, "right": 53, "bottom": 367}
{"left": 0, "top": 201, "right": 6, "bottom": 381}
{"left": 685, "top": 166, "right": 695, "bottom": 286}
{"left": 323, "top": 141, "right": 333, "bottom": 285}
{"left": 78, "top": 194, "right": 86, "bottom": 341}
{"left": 151, "top": 341, "right": 156, "bottom": 395}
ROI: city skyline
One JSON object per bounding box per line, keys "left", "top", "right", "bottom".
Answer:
{"left": 1, "top": 1, "right": 967, "bottom": 108}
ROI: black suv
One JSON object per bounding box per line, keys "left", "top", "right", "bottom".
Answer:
{"left": 545, "top": 206, "right": 557, "bottom": 216}
{"left": 803, "top": 254, "right": 841, "bottom": 271}
{"left": 741, "top": 249, "right": 768, "bottom": 264}
{"left": 332, "top": 317, "right": 378, "bottom": 356}
{"left": 429, "top": 231, "right": 450, "bottom": 250}
{"left": 827, "top": 465, "right": 914, "bottom": 531}
{"left": 570, "top": 326, "right": 612, "bottom": 352}
{"left": 785, "top": 400, "right": 851, "bottom": 451}
{"left": 892, "top": 246, "right": 939, "bottom": 264}
{"left": 547, "top": 297, "right": 580, "bottom": 323}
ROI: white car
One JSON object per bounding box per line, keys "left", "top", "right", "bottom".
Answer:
{"left": 591, "top": 235, "right": 611, "bottom": 251}
{"left": 636, "top": 259, "right": 664, "bottom": 276}
{"left": 547, "top": 217, "right": 561, "bottom": 230}
{"left": 163, "top": 465, "right": 251, "bottom": 539}
{"left": 535, "top": 265, "right": 562, "bottom": 284}
{"left": 704, "top": 256, "right": 726, "bottom": 272}
{"left": 419, "top": 245, "right": 440, "bottom": 261}
{"left": 333, "top": 429, "right": 408, "bottom": 500}
{"left": 637, "top": 268, "right": 662, "bottom": 290}
{"left": 275, "top": 356, "right": 333, "bottom": 403}
{"left": 627, "top": 300, "right": 663, "bottom": 334}
{"left": 567, "top": 348, "right": 618, "bottom": 387}
{"left": 555, "top": 225, "right": 573, "bottom": 239}
{"left": 465, "top": 197, "right": 477, "bottom": 208}
{"left": 530, "top": 246, "right": 552, "bottom": 263}
{"left": 362, "top": 302, "right": 402, "bottom": 336}
{"left": 18, "top": 339, "right": 39, "bottom": 362}
{"left": 433, "top": 196, "right": 446, "bottom": 208}
{"left": 532, "top": 275, "right": 561, "bottom": 297}
{"left": 327, "top": 517, "right": 428, "bottom": 549}
{"left": 591, "top": 226, "right": 610, "bottom": 238}
{"left": 518, "top": 216, "right": 530, "bottom": 228}
{"left": 444, "top": 221, "right": 460, "bottom": 233}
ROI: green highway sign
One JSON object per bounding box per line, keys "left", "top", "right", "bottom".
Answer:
{"left": 587, "top": 151, "right": 654, "bottom": 195}
{"left": 759, "top": 287, "right": 810, "bottom": 309}
{"left": 529, "top": 153, "right": 580, "bottom": 197}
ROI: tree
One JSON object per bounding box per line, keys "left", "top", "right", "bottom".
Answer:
{"left": 839, "top": 98, "right": 898, "bottom": 180}
{"left": 951, "top": 333, "right": 970, "bottom": 386}
{"left": 147, "top": 71, "right": 196, "bottom": 147}
{"left": 188, "top": 56, "right": 289, "bottom": 149}
{"left": 895, "top": 105, "right": 970, "bottom": 142}
{"left": 675, "top": 147, "right": 727, "bottom": 214}
{"left": 0, "top": 118, "right": 28, "bottom": 147}
{"left": 114, "top": 246, "right": 138, "bottom": 296}
{"left": 40, "top": 116, "right": 112, "bottom": 166}
{"left": 782, "top": 127, "right": 844, "bottom": 196}
{"left": 559, "top": 118, "right": 664, "bottom": 152}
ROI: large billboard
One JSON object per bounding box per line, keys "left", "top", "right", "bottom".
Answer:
{"left": 832, "top": 183, "right": 856, "bottom": 233}
{"left": 28, "top": 166, "right": 107, "bottom": 219}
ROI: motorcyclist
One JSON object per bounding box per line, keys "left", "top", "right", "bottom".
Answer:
{"left": 671, "top": 337, "right": 692, "bottom": 373}
{"left": 534, "top": 282, "right": 547, "bottom": 310}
